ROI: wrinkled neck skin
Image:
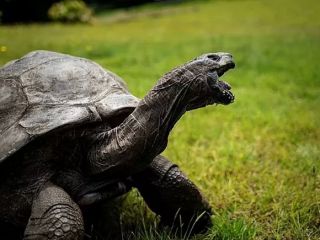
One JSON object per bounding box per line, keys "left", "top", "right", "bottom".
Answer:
{"left": 88, "top": 66, "right": 203, "bottom": 178}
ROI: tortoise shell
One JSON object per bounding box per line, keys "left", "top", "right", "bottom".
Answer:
{"left": 0, "top": 50, "right": 139, "bottom": 162}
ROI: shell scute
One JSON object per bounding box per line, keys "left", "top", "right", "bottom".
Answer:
{"left": 0, "top": 50, "right": 139, "bottom": 162}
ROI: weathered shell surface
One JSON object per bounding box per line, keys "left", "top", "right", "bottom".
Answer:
{"left": 0, "top": 50, "right": 139, "bottom": 162}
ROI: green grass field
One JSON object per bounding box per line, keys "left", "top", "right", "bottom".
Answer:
{"left": 0, "top": 0, "right": 319, "bottom": 239}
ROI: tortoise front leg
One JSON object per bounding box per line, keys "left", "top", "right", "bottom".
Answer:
{"left": 132, "top": 155, "right": 212, "bottom": 235}
{"left": 23, "top": 182, "right": 84, "bottom": 240}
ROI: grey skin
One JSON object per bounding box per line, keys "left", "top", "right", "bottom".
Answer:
{"left": 0, "top": 51, "right": 235, "bottom": 239}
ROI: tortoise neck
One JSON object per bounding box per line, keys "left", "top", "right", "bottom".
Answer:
{"left": 88, "top": 71, "right": 192, "bottom": 177}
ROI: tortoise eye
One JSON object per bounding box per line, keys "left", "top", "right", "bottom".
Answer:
{"left": 207, "top": 54, "right": 220, "bottom": 61}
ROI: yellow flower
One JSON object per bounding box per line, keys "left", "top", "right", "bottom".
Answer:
{"left": 0, "top": 46, "right": 7, "bottom": 52}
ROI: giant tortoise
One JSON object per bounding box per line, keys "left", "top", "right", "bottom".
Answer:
{"left": 0, "top": 50, "right": 235, "bottom": 239}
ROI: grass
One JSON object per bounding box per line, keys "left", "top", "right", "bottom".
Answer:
{"left": 0, "top": 0, "right": 319, "bottom": 239}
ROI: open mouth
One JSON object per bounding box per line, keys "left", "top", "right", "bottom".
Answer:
{"left": 217, "top": 61, "right": 235, "bottom": 77}
{"left": 213, "top": 61, "right": 235, "bottom": 104}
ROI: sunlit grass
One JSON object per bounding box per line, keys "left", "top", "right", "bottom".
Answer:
{"left": 0, "top": 0, "right": 319, "bottom": 239}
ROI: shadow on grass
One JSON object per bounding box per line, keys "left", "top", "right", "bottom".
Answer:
{"left": 85, "top": 191, "right": 256, "bottom": 240}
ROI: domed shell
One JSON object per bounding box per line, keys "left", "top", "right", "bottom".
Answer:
{"left": 0, "top": 50, "right": 139, "bottom": 162}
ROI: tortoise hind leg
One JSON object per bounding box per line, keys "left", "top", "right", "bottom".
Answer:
{"left": 132, "top": 155, "right": 212, "bottom": 235}
{"left": 23, "top": 182, "right": 84, "bottom": 240}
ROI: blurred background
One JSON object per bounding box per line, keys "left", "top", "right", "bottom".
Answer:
{"left": 0, "top": 0, "right": 167, "bottom": 23}
{"left": 0, "top": 0, "right": 319, "bottom": 239}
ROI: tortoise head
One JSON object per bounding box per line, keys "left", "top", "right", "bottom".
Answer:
{"left": 185, "top": 52, "right": 235, "bottom": 110}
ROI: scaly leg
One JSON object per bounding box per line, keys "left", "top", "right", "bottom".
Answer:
{"left": 23, "top": 182, "right": 84, "bottom": 240}
{"left": 132, "top": 155, "right": 212, "bottom": 235}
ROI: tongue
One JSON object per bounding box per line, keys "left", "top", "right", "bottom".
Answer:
{"left": 220, "top": 80, "right": 232, "bottom": 90}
